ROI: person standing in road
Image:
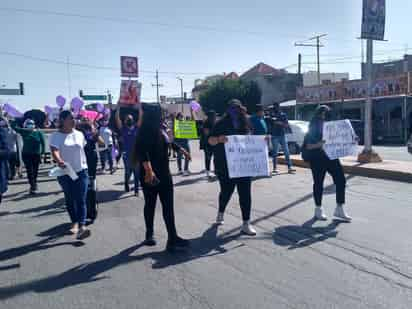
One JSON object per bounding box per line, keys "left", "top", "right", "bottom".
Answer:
{"left": 174, "top": 112, "right": 191, "bottom": 176}
{"left": 302, "top": 105, "right": 351, "bottom": 222}
{"left": 133, "top": 104, "right": 191, "bottom": 252}
{"left": 50, "top": 111, "right": 91, "bottom": 239}
{"left": 250, "top": 104, "right": 268, "bottom": 136}
{"left": 115, "top": 105, "right": 140, "bottom": 195}
{"left": 98, "top": 118, "right": 115, "bottom": 174}
{"left": 208, "top": 100, "right": 257, "bottom": 236}
{"left": 13, "top": 119, "right": 45, "bottom": 195}
{"left": 200, "top": 110, "right": 217, "bottom": 179}
{"left": 269, "top": 103, "right": 295, "bottom": 174}
{"left": 0, "top": 118, "right": 9, "bottom": 204}
{"left": 1, "top": 119, "right": 19, "bottom": 180}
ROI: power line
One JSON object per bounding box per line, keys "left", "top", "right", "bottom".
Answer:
{"left": 0, "top": 6, "right": 306, "bottom": 39}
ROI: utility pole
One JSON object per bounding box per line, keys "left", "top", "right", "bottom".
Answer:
{"left": 152, "top": 70, "right": 163, "bottom": 105}
{"left": 295, "top": 34, "right": 327, "bottom": 86}
{"left": 177, "top": 77, "right": 184, "bottom": 113}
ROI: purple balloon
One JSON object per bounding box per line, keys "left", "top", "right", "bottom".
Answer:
{"left": 103, "top": 108, "right": 111, "bottom": 116}
{"left": 96, "top": 103, "right": 105, "bottom": 113}
{"left": 3, "top": 103, "right": 23, "bottom": 118}
{"left": 190, "top": 100, "right": 201, "bottom": 112}
{"left": 70, "top": 97, "right": 84, "bottom": 112}
{"left": 44, "top": 105, "right": 53, "bottom": 114}
{"left": 56, "top": 95, "right": 66, "bottom": 108}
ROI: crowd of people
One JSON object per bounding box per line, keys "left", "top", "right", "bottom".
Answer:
{"left": 0, "top": 99, "right": 353, "bottom": 251}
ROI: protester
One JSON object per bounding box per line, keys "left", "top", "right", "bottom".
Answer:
{"left": 50, "top": 111, "right": 91, "bottom": 239}
{"left": 174, "top": 113, "right": 191, "bottom": 176}
{"left": 200, "top": 110, "right": 217, "bottom": 179}
{"left": 13, "top": 119, "right": 45, "bottom": 194}
{"left": 208, "top": 99, "right": 257, "bottom": 236}
{"left": 302, "top": 105, "right": 351, "bottom": 222}
{"left": 98, "top": 118, "right": 115, "bottom": 174}
{"left": 115, "top": 105, "right": 140, "bottom": 195}
{"left": 0, "top": 118, "right": 9, "bottom": 204}
{"left": 250, "top": 104, "right": 268, "bottom": 136}
{"left": 77, "top": 118, "right": 103, "bottom": 179}
{"left": 133, "top": 104, "right": 190, "bottom": 252}
{"left": 269, "top": 103, "right": 295, "bottom": 174}
{"left": 1, "top": 119, "right": 19, "bottom": 180}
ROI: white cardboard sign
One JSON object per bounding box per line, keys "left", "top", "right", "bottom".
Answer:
{"left": 323, "top": 120, "right": 358, "bottom": 160}
{"left": 224, "top": 135, "right": 270, "bottom": 178}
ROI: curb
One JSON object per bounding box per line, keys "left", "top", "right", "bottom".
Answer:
{"left": 278, "top": 157, "right": 412, "bottom": 183}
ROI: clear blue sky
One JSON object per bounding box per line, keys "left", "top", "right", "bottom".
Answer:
{"left": 1, "top": 0, "right": 411, "bottom": 111}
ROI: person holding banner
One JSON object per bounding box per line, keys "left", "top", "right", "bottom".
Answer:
{"left": 208, "top": 100, "right": 257, "bottom": 236}
{"left": 174, "top": 113, "right": 191, "bottom": 176}
{"left": 302, "top": 105, "right": 351, "bottom": 222}
{"left": 133, "top": 104, "right": 191, "bottom": 252}
{"left": 50, "top": 111, "right": 91, "bottom": 239}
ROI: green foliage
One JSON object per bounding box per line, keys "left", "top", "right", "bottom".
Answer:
{"left": 199, "top": 79, "right": 262, "bottom": 115}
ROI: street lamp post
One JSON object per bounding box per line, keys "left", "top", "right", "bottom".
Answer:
{"left": 177, "top": 77, "right": 184, "bottom": 113}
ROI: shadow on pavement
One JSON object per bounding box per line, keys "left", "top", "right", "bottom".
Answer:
{"left": 0, "top": 263, "right": 20, "bottom": 272}
{"left": 273, "top": 218, "right": 344, "bottom": 250}
{"left": 174, "top": 176, "right": 216, "bottom": 187}
{"left": 97, "top": 190, "right": 131, "bottom": 204}
{"left": 8, "top": 190, "right": 62, "bottom": 203}
{"left": 0, "top": 223, "right": 84, "bottom": 264}
{"left": 1, "top": 198, "right": 66, "bottom": 217}
{"left": 0, "top": 225, "right": 243, "bottom": 300}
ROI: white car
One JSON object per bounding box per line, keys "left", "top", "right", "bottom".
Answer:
{"left": 285, "top": 120, "right": 309, "bottom": 155}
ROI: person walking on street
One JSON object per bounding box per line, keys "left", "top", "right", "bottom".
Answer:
{"left": 98, "top": 118, "right": 114, "bottom": 174}
{"left": 250, "top": 104, "right": 268, "bottom": 136}
{"left": 269, "top": 103, "right": 295, "bottom": 174}
{"left": 115, "top": 105, "right": 140, "bottom": 195}
{"left": 174, "top": 113, "right": 191, "bottom": 176}
{"left": 50, "top": 111, "right": 91, "bottom": 239}
{"left": 302, "top": 105, "right": 352, "bottom": 222}
{"left": 134, "top": 104, "right": 191, "bottom": 252}
{"left": 0, "top": 118, "right": 9, "bottom": 204}
{"left": 208, "top": 100, "right": 257, "bottom": 236}
{"left": 1, "top": 119, "right": 19, "bottom": 180}
{"left": 13, "top": 119, "right": 45, "bottom": 195}
{"left": 200, "top": 110, "right": 217, "bottom": 179}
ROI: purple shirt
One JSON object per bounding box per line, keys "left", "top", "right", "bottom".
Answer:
{"left": 121, "top": 126, "right": 138, "bottom": 155}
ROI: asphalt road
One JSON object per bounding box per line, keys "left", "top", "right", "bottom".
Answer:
{"left": 1, "top": 148, "right": 412, "bottom": 309}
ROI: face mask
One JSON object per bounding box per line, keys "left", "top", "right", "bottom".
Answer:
{"left": 126, "top": 119, "right": 134, "bottom": 127}
{"left": 26, "top": 124, "right": 35, "bottom": 129}
{"left": 228, "top": 106, "right": 240, "bottom": 129}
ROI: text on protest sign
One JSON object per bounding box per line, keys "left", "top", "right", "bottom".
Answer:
{"left": 224, "top": 135, "right": 270, "bottom": 179}
{"left": 323, "top": 120, "right": 358, "bottom": 160}
{"left": 174, "top": 121, "right": 199, "bottom": 139}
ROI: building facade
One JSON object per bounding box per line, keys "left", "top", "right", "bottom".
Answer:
{"left": 303, "top": 71, "right": 349, "bottom": 87}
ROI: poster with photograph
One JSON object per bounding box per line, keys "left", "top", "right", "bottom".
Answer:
{"left": 119, "top": 80, "right": 141, "bottom": 105}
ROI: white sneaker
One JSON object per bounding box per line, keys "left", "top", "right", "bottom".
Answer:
{"left": 216, "top": 212, "right": 224, "bottom": 225}
{"left": 334, "top": 205, "right": 352, "bottom": 222}
{"left": 314, "top": 207, "right": 328, "bottom": 221}
{"left": 241, "top": 222, "right": 257, "bottom": 236}
{"left": 177, "top": 170, "right": 183, "bottom": 176}
{"left": 183, "top": 170, "right": 190, "bottom": 176}
{"left": 206, "top": 171, "right": 210, "bottom": 177}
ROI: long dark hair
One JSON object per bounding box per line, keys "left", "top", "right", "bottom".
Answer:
{"left": 58, "top": 110, "right": 73, "bottom": 131}
{"left": 224, "top": 99, "right": 250, "bottom": 134}
{"left": 131, "top": 104, "right": 162, "bottom": 167}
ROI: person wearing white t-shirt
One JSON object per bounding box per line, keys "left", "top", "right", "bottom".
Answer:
{"left": 98, "top": 120, "right": 114, "bottom": 174}
{"left": 50, "top": 110, "right": 91, "bottom": 240}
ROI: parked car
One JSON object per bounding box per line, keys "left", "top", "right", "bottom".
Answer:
{"left": 285, "top": 120, "right": 309, "bottom": 155}
{"left": 408, "top": 135, "right": 412, "bottom": 154}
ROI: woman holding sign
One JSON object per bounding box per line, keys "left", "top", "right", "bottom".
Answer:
{"left": 302, "top": 105, "right": 351, "bottom": 222}
{"left": 208, "top": 100, "right": 256, "bottom": 236}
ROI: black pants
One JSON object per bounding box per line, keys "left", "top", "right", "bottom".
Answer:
{"left": 86, "top": 151, "right": 98, "bottom": 178}
{"left": 22, "top": 153, "right": 41, "bottom": 189}
{"left": 8, "top": 152, "right": 19, "bottom": 179}
{"left": 310, "top": 158, "right": 346, "bottom": 206}
{"left": 218, "top": 177, "right": 252, "bottom": 221}
{"left": 142, "top": 178, "right": 177, "bottom": 241}
{"left": 204, "top": 149, "right": 213, "bottom": 171}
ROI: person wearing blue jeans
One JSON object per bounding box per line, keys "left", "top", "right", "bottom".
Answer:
{"left": 57, "top": 170, "right": 89, "bottom": 227}
{"left": 269, "top": 103, "right": 295, "bottom": 174}
{"left": 50, "top": 110, "right": 91, "bottom": 240}
{"left": 175, "top": 138, "right": 190, "bottom": 175}
{"left": 123, "top": 152, "right": 140, "bottom": 195}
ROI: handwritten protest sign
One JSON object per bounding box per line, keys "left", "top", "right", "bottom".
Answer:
{"left": 174, "top": 120, "right": 198, "bottom": 139}
{"left": 224, "top": 135, "right": 270, "bottom": 179}
{"left": 323, "top": 120, "right": 358, "bottom": 160}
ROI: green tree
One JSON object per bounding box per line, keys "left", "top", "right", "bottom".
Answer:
{"left": 199, "top": 79, "right": 261, "bottom": 115}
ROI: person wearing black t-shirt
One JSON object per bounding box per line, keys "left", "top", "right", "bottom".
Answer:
{"left": 303, "top": 105, "right": 352, "bottom": 222}
{"left": 208, "top": 100, "right": 257, "bottom": 236}
{"left": 200, "top": 110, "right": 216, "bottom": 179}
{"left": 134, "top": 104, "right": 191, "bottom": 252}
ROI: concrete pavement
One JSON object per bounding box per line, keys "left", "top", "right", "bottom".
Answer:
{"left": 1, "top": 149, "right": 412, "bottom": 308}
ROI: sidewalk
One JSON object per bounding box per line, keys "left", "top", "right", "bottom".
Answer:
{"left": 279, "top": 155, "right": 412, "bottom": 183}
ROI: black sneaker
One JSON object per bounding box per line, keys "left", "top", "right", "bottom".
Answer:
{"left": 166, "top": 237, "right": 190, "bottom": 252}
{"left": 143, "top": 237, "right": 157, "bottom": 247}
{"left": 125, "top": 183, "right": 130, "bottom": 192}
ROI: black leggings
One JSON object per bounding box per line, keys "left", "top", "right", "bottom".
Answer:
{"left": 204, "top": 149, "right": 213, "bottom": 171}
{"left": 22, "top": 153, "right": 41, "bottom": 189}
{"left": 142, "top": 179, "right": 177, "bottom": 241}
{"left": 218, "top": 177, "right": 252, "bottom": 221}
{"left": 310, "top": 159, "right": 346, "bottom": 206}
